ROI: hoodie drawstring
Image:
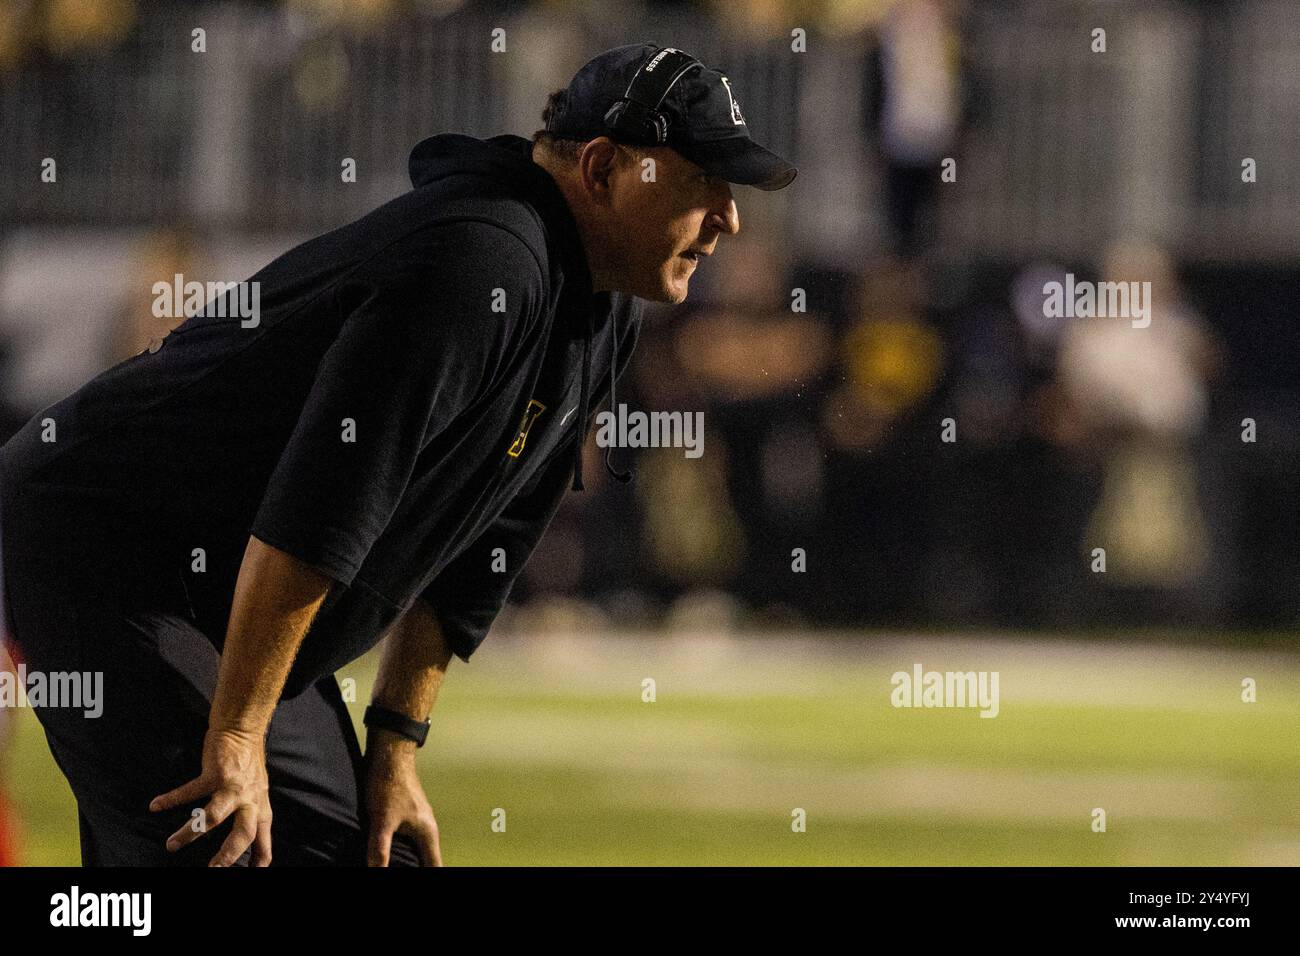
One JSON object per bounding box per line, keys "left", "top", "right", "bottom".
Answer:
{"left": 604, "top": 316, "right": 632, "bottom": 484}
{"left": 570, "top": 309, "right": 594, "bottom": 491}
{"left": 570, "top": 308, "right": 633, "bottom": 492}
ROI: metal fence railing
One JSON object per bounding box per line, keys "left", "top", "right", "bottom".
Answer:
{"left": 0, "top": 21, "right": 197, "bottom": 226}
{"left": 1182, "top": 0, "right": 1300, "bottom": 261}
{"left": 936, "top": 1, "right": 1175, "bottom": 262}
{"left": 4, "top": 1, "right": 1300, "bottom": 264}
{"left": 938, "top": 0, "right": 1300, "bottom": 265}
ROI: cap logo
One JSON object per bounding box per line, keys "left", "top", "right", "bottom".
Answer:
{"left": 720, "top": 76, "right": 745, "bottom": 126}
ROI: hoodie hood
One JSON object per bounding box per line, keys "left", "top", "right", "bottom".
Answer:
{"left": 410, "top": 132, "right": 551, "bottom": 191}
{"left": 408, "top": 134, "right": 589, "bottom": 283}
{"left": 406, "top": 133, "right": 632, "bottom": 492}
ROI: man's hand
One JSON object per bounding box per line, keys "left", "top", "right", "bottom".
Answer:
{"left": 364, "top": 596, "right": 452, "bottom": 866}
{"left": 148, "top": 535, "right": 332, "bottom": 866}
{"left": 150, "top": 727, "right": 273, "bottom": 867}
{"left": 365, "top": 736, "right": 442, "bottom": 866}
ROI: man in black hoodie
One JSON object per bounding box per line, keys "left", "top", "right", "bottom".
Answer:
{"left": 0, "top": 44, "right": 795, "bottom": 866}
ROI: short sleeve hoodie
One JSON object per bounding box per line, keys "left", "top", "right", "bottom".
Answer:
{"left": 0, "top": 134, "right": 641, "bottom": 695}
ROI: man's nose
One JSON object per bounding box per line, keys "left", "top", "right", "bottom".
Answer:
{"left": 708, "top": 196, "right": 740, "bottom": 236}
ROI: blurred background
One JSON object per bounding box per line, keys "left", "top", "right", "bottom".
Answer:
{"left": 0, "top": 0, "right": 1297, "bottom": 866}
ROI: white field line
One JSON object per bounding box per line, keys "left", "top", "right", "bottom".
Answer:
{"left": 450, "top": 630, "right": 1300, "bottom": 714}
{"left": 430, "top": 708, "right": 1264, "bottom": 827}
{"left": 597, "top": 761, "right": 1236, "bottom": 825}
{"left": 415, "top": 633, "right": 1297, "bottom": 829}
{"left": 431, "top": 709, "right": 1239, "bottom": 823}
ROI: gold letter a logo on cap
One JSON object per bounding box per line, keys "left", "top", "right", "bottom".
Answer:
{"left": 720, "top": 76, "right": 745, "bottom": 126}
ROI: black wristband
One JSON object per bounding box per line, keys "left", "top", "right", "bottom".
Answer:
{"left": 363, "top": 704, "right": 431, "bottom": 747}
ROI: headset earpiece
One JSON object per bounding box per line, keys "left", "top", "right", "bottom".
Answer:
{"left": 605, "top": 100, "right": 669, "bottom": 144}
{"left": 603, "top": 47, "right": 702, "bottom": 146}
{"left": 603, "top": 101, "right": 629, "bottom": 134}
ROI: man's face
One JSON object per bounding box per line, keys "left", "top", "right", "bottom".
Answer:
{"left": 605, "top": 146, "right": 740, "bottom": 304}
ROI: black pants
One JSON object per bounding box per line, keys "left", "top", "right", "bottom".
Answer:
{"left": 3, "top": 559, "right": 419, "bottom": 867}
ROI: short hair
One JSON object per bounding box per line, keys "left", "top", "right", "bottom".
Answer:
{"left": 532, "top": 89, "right": 587, "bottom": 163}
{"left": 532, "top": 88, "right": 649, "bottom": 166}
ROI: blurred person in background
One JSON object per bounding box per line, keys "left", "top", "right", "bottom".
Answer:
{"left": 1057, "top": 239, "right": 1221, "bottom": 623}
{"left": 667, "top": 233, "right": 832, "bottom": 623}
{"left": 864, "top": 0, "right": 964, "bottom": 257}
{"left": 818, "top": 257, "right": 943, "bottom": 623}
{"left": 114, "top": 228, "right": 199, "bottom": 361}
{"left": 1005, "top": 261, "right": 1107, "bottom": 625}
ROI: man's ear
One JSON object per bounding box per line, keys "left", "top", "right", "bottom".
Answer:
{"left": 577, "top": 137, "right": 621, "bottom": 204}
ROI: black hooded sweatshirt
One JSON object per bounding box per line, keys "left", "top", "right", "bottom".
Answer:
{"left": 0, "top": 134, "right": 641, "bottom": 695}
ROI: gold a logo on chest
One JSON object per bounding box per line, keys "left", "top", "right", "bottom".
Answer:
{"left": 506, "top": 398, "right": 546, "bottom": 458}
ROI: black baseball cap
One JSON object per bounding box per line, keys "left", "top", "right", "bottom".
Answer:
{"left": 545, "top": 43, "right": 797, "bottom": 191}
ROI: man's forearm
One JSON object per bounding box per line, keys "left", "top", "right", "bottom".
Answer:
{"left": 208, "top": 535, "right": 334, "bottom": 735}
{"left": 369, "top": 597, "right": 453, "bottom": 753}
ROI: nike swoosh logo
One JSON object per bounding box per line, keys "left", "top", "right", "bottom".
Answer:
{"left": 559, "top": 405, "right": 579, "bottom": 428}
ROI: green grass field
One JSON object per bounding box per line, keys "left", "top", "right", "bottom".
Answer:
{"left": 7, "top": 631, "right": 1299, "bottom": 866}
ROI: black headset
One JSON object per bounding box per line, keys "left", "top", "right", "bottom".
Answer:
{"left": 602, "top": 47, "right": 703, "bottom": 145}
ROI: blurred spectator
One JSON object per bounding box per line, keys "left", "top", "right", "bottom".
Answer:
{"left": 113, "top": 228, "right": 197, "bottom": 361}
{"left": 865, "top": 0, "right": 964, "bottom": 256}
{"left": 1057, "top": 240, "right": 1219, "bottom": 621}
